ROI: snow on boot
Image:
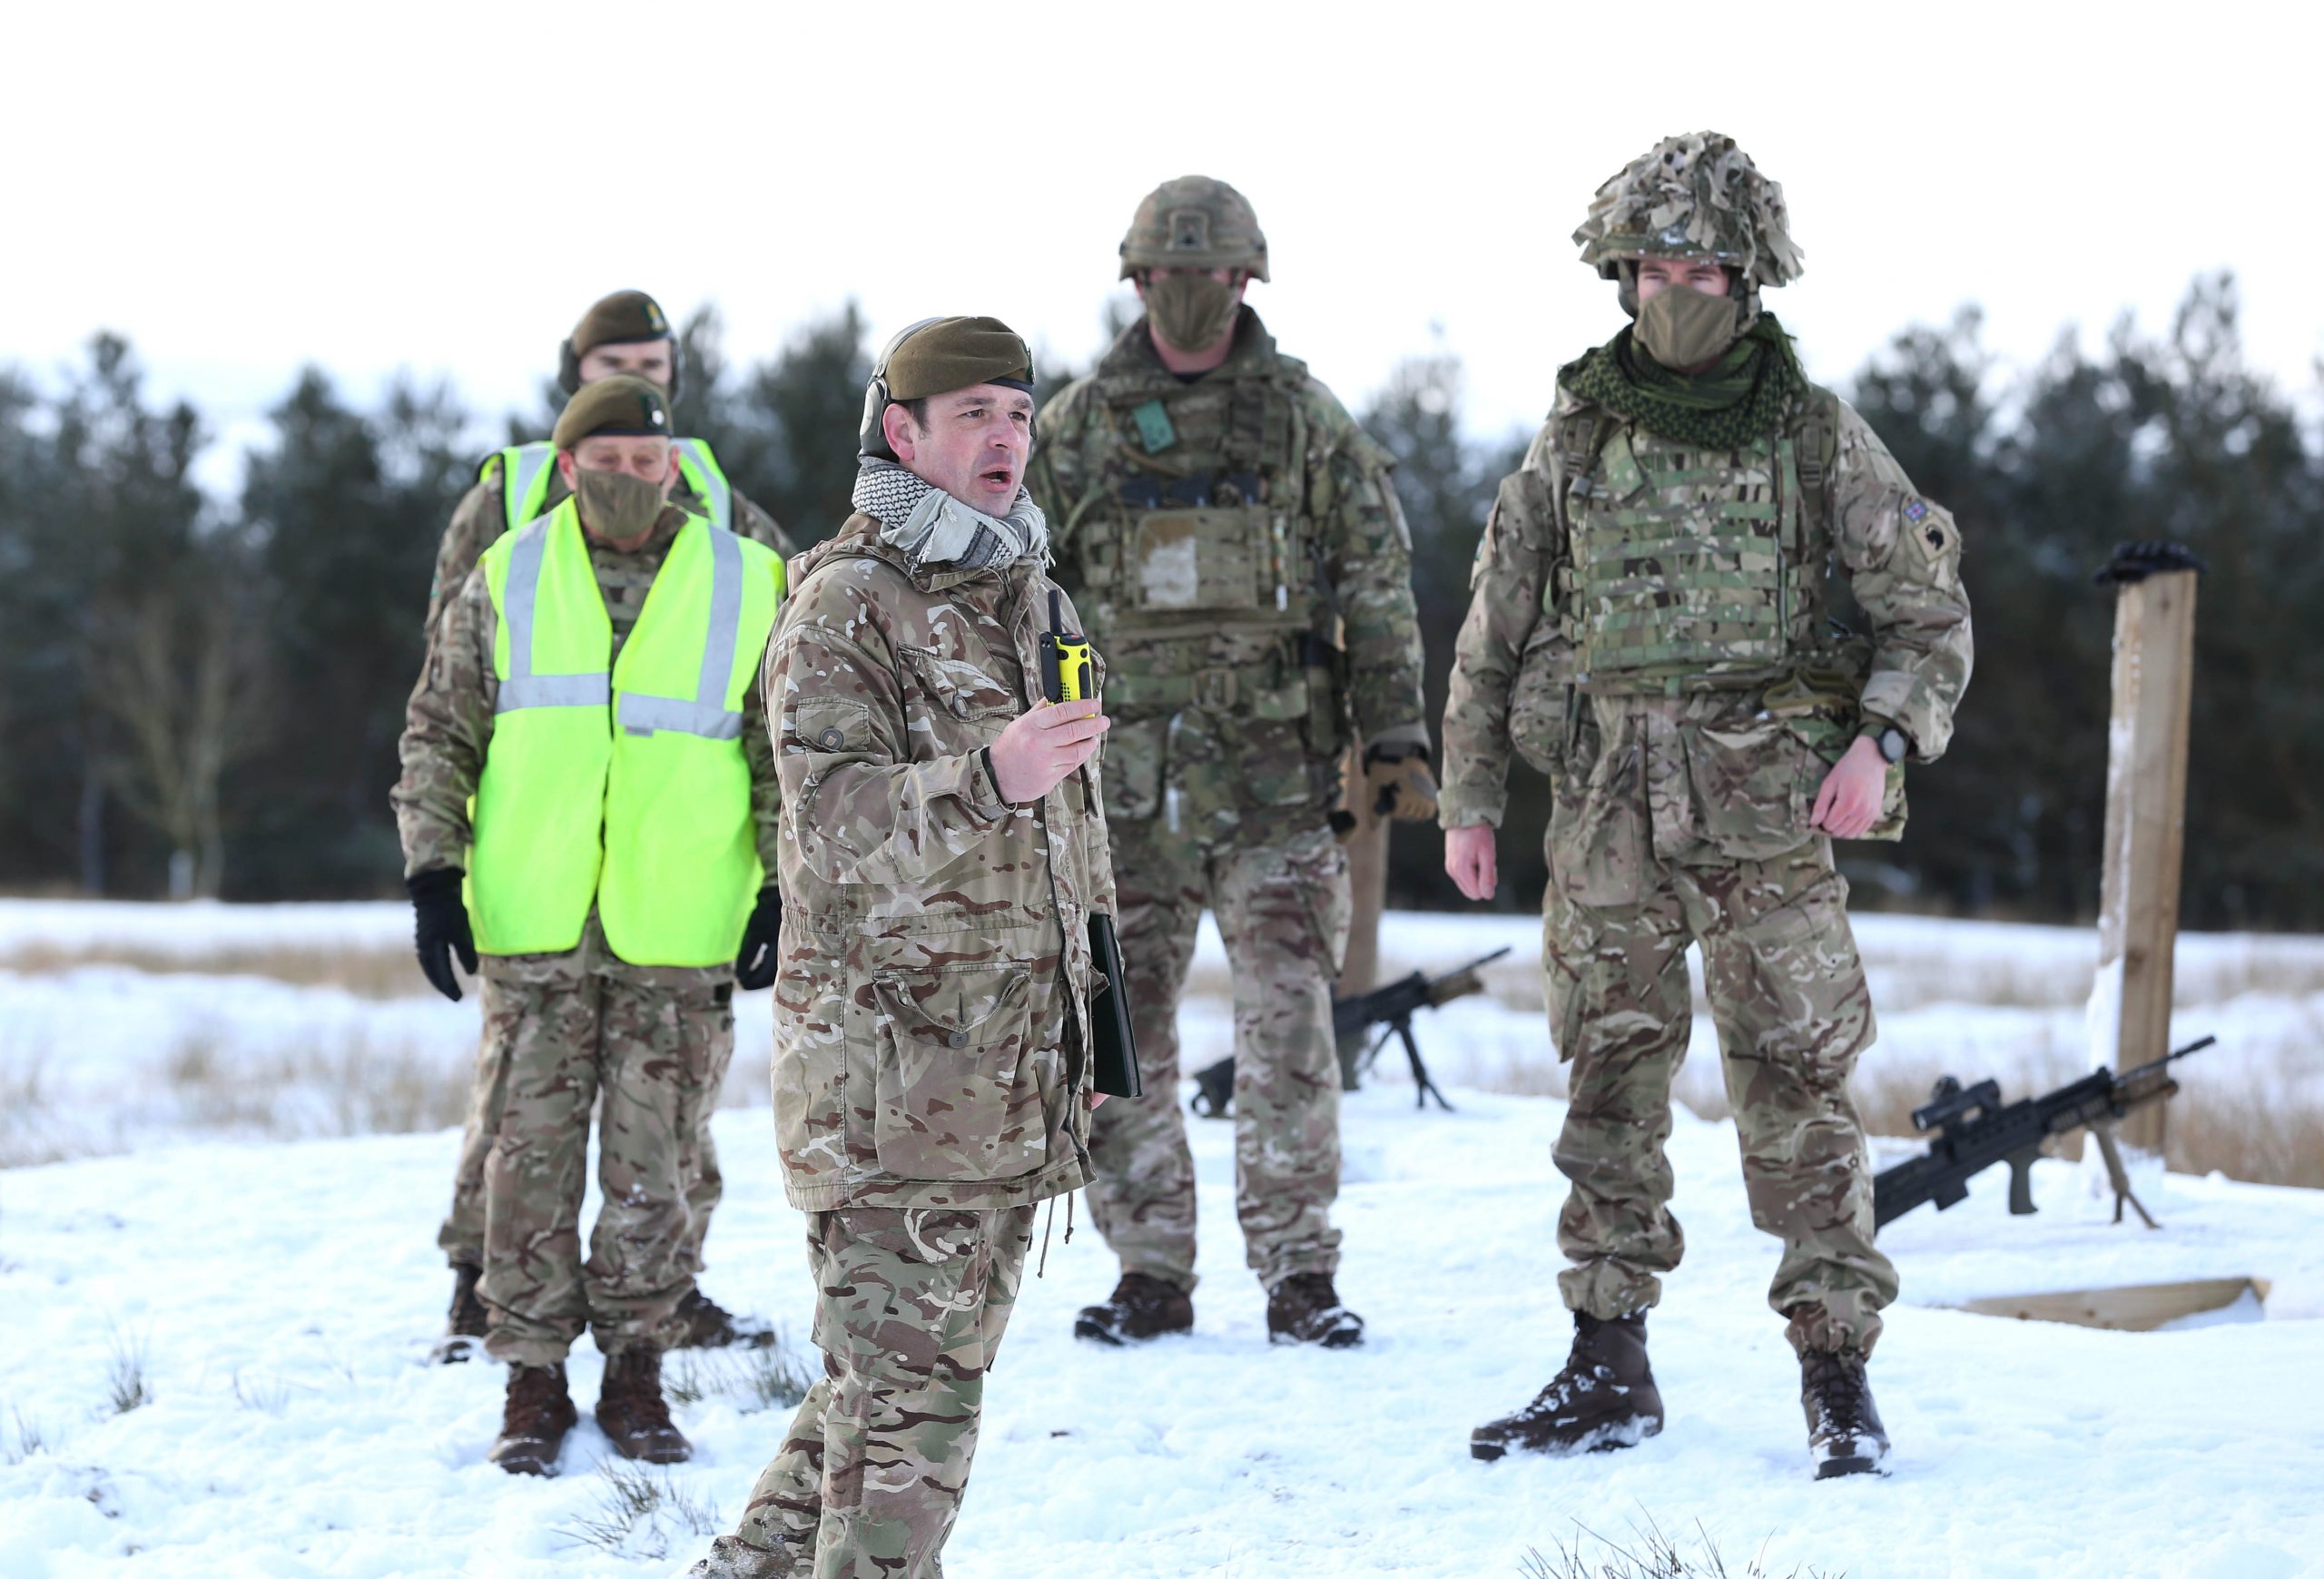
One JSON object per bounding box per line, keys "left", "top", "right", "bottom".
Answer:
{"left": 1470, "top": 1311, "right": 1664, "bottom": 1461}
{"left": 1074, "top": 1272, "right": 1194, "bottom": 1346}
{"left": 665, "top": 1287, "right": 779, "bottom": 1351}
{"left": 488, "top": 1362, "right": 576, "bottom": 1476}
{"left": 1802, "top": 1348, "right": 1889, "bottom": 1479}
{"left": 429, "top": 1263, "right": 488, "bottom": 1365}
{"left": 596, "top": 1347, "right": 692, "bottom": 1465}
{"left": 1265, "top": 1271, "right": 1364, "bottom": 1349}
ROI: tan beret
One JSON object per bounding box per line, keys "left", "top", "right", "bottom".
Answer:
{"left": 884, "top": 316, "right": 1035, "bottom": 401}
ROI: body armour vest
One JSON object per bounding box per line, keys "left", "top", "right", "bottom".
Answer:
{"left": 1068, "top": 336, "right": 1316, "bottom": 649}
{"left": 468, "top": 498, "right": 782, "bottom": 966}
{"left": 490, "top": 437, "right": 734, "bottom": 535}
{"left": 1553, "top": 395, "right": 1838, "bottom": 696}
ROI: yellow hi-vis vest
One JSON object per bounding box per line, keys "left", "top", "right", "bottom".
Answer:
{"left": 467, "top": 498, "right": 783, "bottom": 965}
{"left": 492, "top": 437, "right": 734, "bottom": 534}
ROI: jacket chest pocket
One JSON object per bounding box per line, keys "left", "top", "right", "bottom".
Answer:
{"left": 868, "top": 964, "right": 1049, "bottom": 1182}
{"left": 901, "top": 646, "right": 1019, "bottom": 747}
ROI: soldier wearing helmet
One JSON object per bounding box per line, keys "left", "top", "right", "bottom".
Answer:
{"left": 1028, "top": 175, "right": 1433, "bottom": 1351}
{"left": 1441, "top": 133, "right": 1973, "bottom": 1477}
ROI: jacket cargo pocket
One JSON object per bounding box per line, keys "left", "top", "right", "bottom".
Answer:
{"left": 1781, "top": 711, "right": 1909, "bottom": 843}
{"left": 900, "top": 646, "right": 1017, "bottom": 746}
{"left": 1683, "top": 715, "right": 1817, "bottom": 861}
{"left": 1226, "top": 672, "right": 1314, "bottom": 810}
{"left": 1508, "top": 625, "right": 1573, "bottom": 778}
{"left": 869, "top": 964, "right": 1048, "bottom": 1182}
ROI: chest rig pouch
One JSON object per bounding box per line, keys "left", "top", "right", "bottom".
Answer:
{"left": 1089, "top": 371, "right": 1309, "bottom": 639}
{"left": 1557, "top": 419, "right": 1808, "bottom": 695}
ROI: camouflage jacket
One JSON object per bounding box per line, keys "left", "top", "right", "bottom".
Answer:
{"left": 1441, "top": 382, "right": 1973, "bottom": 894}
{"left": 1028, "top": 310, "right": 1426, "bottom": 846}
{"left": 392, "top": 504, "right": 784, "bottom": 976}
{"left": 424, "top": 447, "right": 796, "bottom": 637}
{"left": 763, "top": 512, "right": 1113, "bottom": 1212}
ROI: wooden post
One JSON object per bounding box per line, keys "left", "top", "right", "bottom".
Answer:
{"left": 2088, "top": 545, "right": 2202, "bottom": 1157}
{"left": 1338, "top": 741, "right": 1388, "bottom": 998}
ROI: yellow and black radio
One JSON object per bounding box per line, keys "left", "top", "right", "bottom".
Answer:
{"left": 1039, "top": 588, "right": 1095, "bottom": 705}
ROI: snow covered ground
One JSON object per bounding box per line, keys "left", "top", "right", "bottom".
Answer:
{"left": 4, "top": 901, "right": 2322, "bottom": 1575}
{"left": 5, "top": 1086, "right": 2322, "bottom": 1578}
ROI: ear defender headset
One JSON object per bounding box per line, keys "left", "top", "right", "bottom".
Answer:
{"left": 857, "top": 317, "right": 947, "bottom": 460}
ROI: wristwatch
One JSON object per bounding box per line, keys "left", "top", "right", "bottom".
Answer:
{"left": 1860, "top": 722, "right": 1910, "bottom": 765}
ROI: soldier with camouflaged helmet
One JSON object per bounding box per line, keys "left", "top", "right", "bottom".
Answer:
{"left": 426, "top": 289, "right": 793, "bottom": 1363}
{"left": 1028, "top": 176, "right": 1434, "bottom": 1350}
{"left": 393, "top": 376, "right": 789, "bottom": 1475}
{"left": 690, "top": 317, "right": 1112, "bottom": 1579}
{"left": 1441, "top": 133, "right": 1972, "bottom": 1479}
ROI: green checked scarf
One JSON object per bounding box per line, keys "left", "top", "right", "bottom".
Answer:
{"left": 1558, "top": 313, "right": 1807, "bottom": 449}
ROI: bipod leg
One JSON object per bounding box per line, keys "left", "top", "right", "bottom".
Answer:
{"left": 2093, "top": 1121, "right": 2160, "bottom": 1229}
{"left": 1397, "top": 1021, "right": 1453, "bottom": 1112}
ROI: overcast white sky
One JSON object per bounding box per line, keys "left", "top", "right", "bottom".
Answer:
{"left": 9, "top": 0, "right": 2319, "bottom": 482}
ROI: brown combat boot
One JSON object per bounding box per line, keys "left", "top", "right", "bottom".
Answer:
{"left": 1265, "top": 1271, "right": 1364, "bottom": 1349}
{"left": 488, "top": 1362, "right": 577, "bottom": 1476}
{"left": 1074, "top": 1272, "right": 1195, "bottom": 1345}
{"left": 1802, "top": 1348, "right": 1889, "bottom": 1479}
{"left": 596, "top": 1347, "right": 692, "bottom": 1464}
{"left": 665, "top": 1286, "right": 779, "bottom": 1351}
{"left": 1471, "top": 1311, "right": 1664, "bottom": 1460}
{"left": 428, "top": 1263, "right": 488, "bottom": 1365}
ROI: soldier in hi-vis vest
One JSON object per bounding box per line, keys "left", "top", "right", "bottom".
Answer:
{"left": 392, "top": 378, "right": 788, "bottom": 1476}
{"left": 1441, "top": 133, "right": 1972, "bottom": 1479}
{"left": 423, "top": 290, "right": 794, "bottom": 1364}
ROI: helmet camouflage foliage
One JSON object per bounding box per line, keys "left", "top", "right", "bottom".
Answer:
{"left": 1573, "top": 132, "right": 1804, "bottom": 290}
{"left": 1119, "top": 174, "right": 1270, "bottom": 281}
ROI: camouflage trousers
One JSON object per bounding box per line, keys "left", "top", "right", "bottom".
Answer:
{"left": 1087, "top": 818, "right": 1352, "bottom": 1293}
{"left": 438, "top": 978, "right": 733, "bottom": 1283}
{"left": 1546, "top": 838, "right": 1898, "bottom": 1356}
{"left": 474, "top": 949, "right": 733, "bottom": 1367}
{"left": 694, "top": 1204, "right": 1037, "bottom": 1579}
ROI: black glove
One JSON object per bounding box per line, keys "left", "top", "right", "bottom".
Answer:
{"left": 407, "top": 868, "right": 478, "bottom": 1002}
{"left": 734, "top": 887, "right": 783, "bottom": 991}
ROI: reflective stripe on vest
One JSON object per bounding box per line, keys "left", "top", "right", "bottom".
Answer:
{"left": 497, "top": 443, "right": 559, "bottom": 535}
{"left": 470, "top": 498, "right": 780, "bottom": 964}
{"left": 673, "top": 438, "right": 732, "bottom": 533}
{"left": 496, "top": 436, "right": 732, "bottom": 536}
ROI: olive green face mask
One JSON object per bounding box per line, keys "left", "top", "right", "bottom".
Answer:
{"left": 1635, "top": 283, "right": 1741, "bottom": 370}
{"left": 1146, "top": 273, "right": 1240, "bottom": 353}
{"left": 575, "top": 466, "right": 667, "bottom": 543}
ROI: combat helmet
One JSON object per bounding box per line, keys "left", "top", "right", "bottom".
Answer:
{"left": 1574, "top": 133, "right": 1803, "bottom": 308}
{"left": 1119, "top": 175, "right": 1270, "bottom": 281}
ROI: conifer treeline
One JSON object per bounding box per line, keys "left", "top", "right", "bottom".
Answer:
{"left": 2, "top": 276, "right": 2316, "bottom": 928}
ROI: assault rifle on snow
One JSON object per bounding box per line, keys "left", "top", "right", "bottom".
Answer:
{"left": 1190, "top": 947, "right": 1511, "bottom": 1120}
{"left": 1872, "top": 1034, "right": 2215, "bottom": 1234}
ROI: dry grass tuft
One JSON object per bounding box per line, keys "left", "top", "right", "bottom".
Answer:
{"left": 1521, "top": 1515, "right": 1840, "bottom": 1578}
{"left": 556, "top": 1460, "right": 722, "bottom": 1560}
{"left": 2, "top": 940, "right": 416, "bottom": 999}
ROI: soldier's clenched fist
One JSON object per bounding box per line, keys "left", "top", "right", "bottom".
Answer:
{"left": 990, "top": 701, "right": 1109, "bottom": 804}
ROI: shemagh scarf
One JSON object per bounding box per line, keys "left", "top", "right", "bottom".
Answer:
{"left": 852, "top": 458, "right": 1049, "bottom": 571}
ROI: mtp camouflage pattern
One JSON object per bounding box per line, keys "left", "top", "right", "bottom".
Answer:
{"left": 1441, "top": 378, "right": 1971, "bottom": 1355}
{"left": 472, "top": 922, "right": 733, "bottom": 1366}
{"left": 1028, "top": 308, "right": 1424, "bottom": 1293}
{"left": 1118, "top": 173, "right": 1270, "bottom": 281}
{"left": 694, "top": 1204, "right": 1035, "bottom": 1579}
{"left": 1574, "top": 131, "right": 1804, "bottom": 289}
{"left": 1088, "top": 820, "right": 1352, "bottom": 1291}
{"left": 761, "top": 514, "right": 1109, "bottom": 1216}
